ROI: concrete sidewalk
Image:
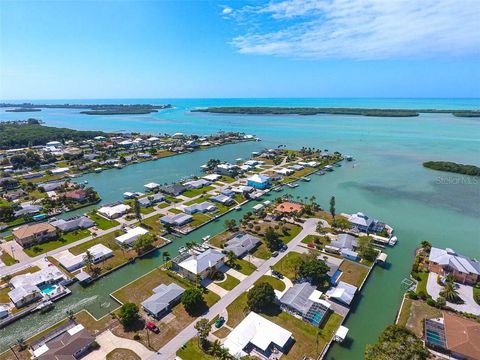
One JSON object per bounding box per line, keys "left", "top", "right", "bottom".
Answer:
{"left": 84, "top": 330, "right": 153, "bottom": 360}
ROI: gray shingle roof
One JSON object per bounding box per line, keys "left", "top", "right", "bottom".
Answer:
{"left": 141, "top": 283, "right": 185, "bottom": 316}
{"left": 279, "top": 283, "right": 317, "bottom": 314}
{"left": 224, "top": 233, "right": 261, "bottom": 257}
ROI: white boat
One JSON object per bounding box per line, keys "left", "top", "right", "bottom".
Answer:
{"left": 235, "top": 206, "right": 241, "bottom": 211}
{"left": 94, "top": 167, "right": 103, "bottom": 173}
{"left": 83, "top": 180, "right": 88, "bottom": 184}
{"left": 324, "top": 165, "right": 334, "bottom": 172}
{"left": 202, "top": 235, "right": 211, "bottom": 241}
{"left": 301, "top": 177, "right": 311, "bottom": 182}
{"left": 178, "top": 246, "right": 187, "bottom": 254}
{"left": 389, "top": 236, "right": 398, "bottom": 246}
{"left": 287, "top": 183, "right": 299, "bottom": 188}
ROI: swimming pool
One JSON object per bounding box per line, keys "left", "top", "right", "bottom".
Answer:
{"left": 39, "top": 284, "right": 57, "bottom": 295}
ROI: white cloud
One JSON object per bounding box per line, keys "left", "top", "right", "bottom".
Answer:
{"left": 227, "top": 0, "right": 480, "bottom": 60}
{"left": 221, "top": 6, "right": 233, "bottom": 15}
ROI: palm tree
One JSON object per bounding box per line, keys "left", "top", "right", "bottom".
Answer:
{"left": 163, "top": 251, "right": 171, "bottom": 262}
{"left": 186, "top": 241, "right": 196, "bottom": 250}
{"left": 83, "top": 250, "right": 94, "bottom": 272}
{"left": 217, "top": 346, "right": 231, "bottom": 360}
{"left": 16, "top": 338, "right": 26, "bottom": 351}
{"left": 226, "top": 250, "right": 236, "bottom": 268}
{"left": 440, "top": 282, "right": 462, "bottom": 303}
{"left": 133, "top": 197, "right": 142, "bottom": 223}
{"left": 209, "top": 340, "right": 222, "bottom": 357}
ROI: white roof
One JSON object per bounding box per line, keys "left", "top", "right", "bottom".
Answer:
{"left": 247, "top": 174, "right": 270, "bottom": 183}
{"left": 51, "top": 167, "right": 69, "bottom": 174}
{"left": 144, "top": 182, "right": 160, "bottom": 189}
{"left": 334, "top": 326, "right": 349, "bottom": 341}
{"left": 252, "top": 204, "right": 264, "bottom": 211}
{"left": 98, "top": 204, "right": 130, "bottom": 218}
{"left": 67, "top": 324, "right": 85, "bottom": 336}
{"left": 115, "top": 227, "right": 149, "bottom": 245}
{"left": 326, "top": 281, "right": 357, "bottom": 305}
{"left": 429, "top": 247, "right": 480, "bottom": 275}
{"left": 203, "top": 174, "right": 221, "bottom": 181}
{"left": 224, "top": 312, "right": 292, "bottom": 357}
{"left": 33, "top": 344, "right": 49, "bottom": 357}
{"left": 178, "top": 249, "right": 224, "bottom": 275}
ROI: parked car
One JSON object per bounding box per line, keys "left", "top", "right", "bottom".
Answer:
{"left": 271, "top": 270, "right": 283, "bottom": 279}
{"left": 280, "top": 244, "right": 288, "bottom": 252}
{"left": 146, "top": 322, "right": 160, "bottom": 333}
{"left": 272, "top": 251, "right": 279, "bottom": 257}
{"left": 215, "top": 316, "right": 225, "bottom": 328}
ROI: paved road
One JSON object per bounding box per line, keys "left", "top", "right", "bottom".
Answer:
{"left": 151, "top": 217, "right": 321, "bottom": 360}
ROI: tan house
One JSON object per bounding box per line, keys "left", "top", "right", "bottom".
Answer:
{"left": 428, "top": 247, "right": 480, "bottom": 285}
{"left": 13, "top": 223, "right": 57, "bottom": 247}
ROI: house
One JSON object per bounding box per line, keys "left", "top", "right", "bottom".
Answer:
{"left": 183, "top": 179, "right": 210, "bottom": 189}
{"left": 182, "top": 201, "right": 217, "bottom": 215}
{"left": 275, "top": 201, "right": 303, "bottom": 214}
{"left": 98, "top": 203, "right": 131, "bottom": 219}
{"left": 51, "top": 167, "right": 70, "bottom": 175}
{"left": 340, "top": 249, "right": 359, "bottom": 261}
{"left": 3, "top": 189, "right": 25, "bottom": 201}
{"left": 160, "top": 184, "right": 186, "bottom": 196}
{"left": 141, "top": 283, "right": 185, "bottom": 319}
{"left": 223, "top": 233, "right": 261, "bottom": 257}
{"left": 0, "top": 305, "right": 9, "bottom": 319}
{"left": 331, "top": 234, "right": 358, "bottom": 251}
{"left": 13, "top": 204, "right": 42, "bottom": 218}
{"left": 275, "top": 168, "right": 294, "bottom": 176}
{"left": 215, "top": 163, "right": 238, "bottom": 177}
{"left": 428, "top": 247, "right": 480, "bottom": 285}
{"left": 56, "top": 244, "right": 113, "bottom": 272}
{"left": 144, "top": 182, "right": 160, "bottom": 191}
{"left": 326, "top": 281, "right": 357, "bottom": 306}
{"left": 115, "top": 227, "right": 149, "bottom": 246}
{"left": 210, "top": 194, "right": 234, "bottom": 206}
{"left": 13, "top": 223, "right": 57, "bottom": 247}
{"left": 348, "top": 212, "right": 385, "bottom": 233}
{"left": 38, "top": 181, "right": 65, "bottom": 192}
{"left": 247, "top": 174, "right": 271, "bottom": 190}
{"left": 174, "top": 249, "right": 224, "bottom": 281}
{"left": 8, "top": 285, "right": 42, "bottom": 308}
{"left": 279, "top": 282, "right": 331, "bottom": 327}
{"left": 203, "top": 174, "right": 221, "bottom": 182}
{"left": 231, "top": 185, "right": 254, "bottom": 194}
{"left": 64, "top": 189, "right": 87, "bottom": 202}
{"left": 32, "top": 323, "right": 95, "bottom": 360}
{"left": 223, "top": 312, "right": 293, "bottom": 358}
{"left": 0, "top": 177, "right": 19, "bottom": 190}
{"left": 221, "top": 188, "right": 235, "bottom": 197}
{"left": 290, "top": 164, "right": 304, "bottom": 171}
{"left": 425, "top": 312, "right": 480, "bottom": 360}
{"left": 138, "top": 193, "right": 164, "bottom": 207}
{"left": 50, "top": 216, "right": 94, "bottom": 233}
{"left": 160, "top": 213, "right": 193, "bottom": 227}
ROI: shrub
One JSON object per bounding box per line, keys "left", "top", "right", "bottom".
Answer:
{"left": 426, "top": 298, "right": 436, "bottom": 307}
{"left": 133, "top": 334, "right": 141, "bottom": 340}
{"left": 407, "top": 291, "right": 418, "bottom": 300}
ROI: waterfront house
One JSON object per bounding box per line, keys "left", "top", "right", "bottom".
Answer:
{"left": 279, "top": 282, "right": 331, "bottom": 327}
{"left": 13, "top": 204, "right": 42, "bottom": 218}
{"left": 64, "top": 189, "right": 87, "bottom": 202}
{"left": 115, "top": 227, "right": 149, "bottom": 247}
{"left": 0, "top": 305, "right": 9, "bottom": 319}
{"left": 275, "top": 168, "right": 294, "bottom": 176}
{"left": 428, "top": 247, "right": 480, "bottom": 285}
{"left": 223, "top": 311, "right": 293, "bottom": 358}
{"left": 326, "top": 281, "right": 357, "bottom": 306}
{"left": 290, "top": 164, "right": 304, "bottom": 171}
{"left": 141, "top": 283, "right": 185, "bottom": 319}
{"left": 223, "top": 233, "right": 261, "bottom": 257}
{"left": 182, "top": 201, "right": 217, "bottom": 215}
{"left": 13, "top": 222, "right": 57, "bottom": 247}
{"left": 203, "top": 174, "right": 221, "bottom": 182}
{"left": 98, "top": 203, "right": 130, "bottom": 219}
{"left": 38, "top": 180, "right": 65, "bottom": 192}
{"left": 8, "top": 285, "right": 42, "bottom": 308}
{"left": 160, "top": 213, "right": 193, "bottom": 227}
{"left": 210, "top": 194, "right": 234, "bottom": 206}
{"left": 425, "top": 312, "right": 480, "bottom": 360}
{"left": 160, "top": 184, "right": 186, "bottom": 197}
{"left": 183, "top": 178, "right": 210, "bottom": 189}
{"left": 247, "top": 174, "right": 271, "bottom": 190}
{"left": 138, "top": 193, "right": 165, "bottom": 207}
{"left": 50, "top": 216, "right": 95, "bottom": 233}
{"left": 56, "top": 244, "right": 113, "bottom": 272}
{"left": 0, "top": 177, "right": 19, "bottom": 190}
{"left": 220, "top": 188, "right": 236, "bottom": 197}
{"left": 173, "top": 249, "right": 224, "bottom": 281}
{"left": 347, "top": 212, "right": 385, "bottom": 233}
{"left": 144, "top": 182, "right": 160, "bottom": 191}
{"left": 215, "top": 163, "right": 239, "bottom": 177}
{"left": 32, "top": 323, "right": 95, "bottom": 360}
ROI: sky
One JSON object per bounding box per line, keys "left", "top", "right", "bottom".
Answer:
{"left": 0, "top": 0, "right": 479, "bottom": 100}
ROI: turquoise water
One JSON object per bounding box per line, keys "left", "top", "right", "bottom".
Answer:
{"left": 0, "top": 98, "right": 479, "bottom": 358}
{"left": 39, "top": 284, "right": 57, "bottom": 295}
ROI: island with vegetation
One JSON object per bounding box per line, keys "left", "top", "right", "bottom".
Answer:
{"left": 0, "top": 103, "right": 172, "bottom": 115}
{"left": 0, "top": 119, "right": 108, "bottom": 149}
{"left": 192, "top": 106, "right": 480, "bottom": 118}
{"left": 423, "top": 161, "right": 480, "bottom": 176}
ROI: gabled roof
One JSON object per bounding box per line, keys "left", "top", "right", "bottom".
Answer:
{"left": 178, "top": 249, "right": 224, "bottom": 275}
{"left": 141, "top": 283, "right": 185, "bottom": 315}
{"left": 348, "top": 212, "right": 374, "bottom": 227}
{"left": 326, "top": 281, "right": 357, "bottom": 305}
{"left": 429, "top": 247, "right": 480, "bottom": 275}
{"left": 330, "top": 233, "right": 358, "bottom": 250}
{"left": 12, "top": 223, "right": 56, "bottom": 240}
{"left": 224, "top": 233, "right": 261, "bottom": 257}
{"left": 247, "top": 174, "right": 270, "bottom": 183}
{"left": 280, "top": 282, "right": 317, "bottom": 314}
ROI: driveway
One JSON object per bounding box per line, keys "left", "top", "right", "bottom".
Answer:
{"left": 426, "top": 272, "right": 480, "bottom": 315}
{"left": 84, "top": 330, "right": 153, "bottom": 360}
{"left": 151, "top": 218, "right": 321, "bottom": 360}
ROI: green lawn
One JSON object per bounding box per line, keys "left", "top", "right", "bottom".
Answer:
{"left": 69, "top": 230, "right": 123, "bottom": 255}
{"left": 184, "top": 195, "right": 211, "bottom": 206}
{"left": 190, "top": 213, "right": 211, "bottom": 227}
{"left": 220, "top": 176, "right": 235, "bottom": 183}
{"left": 0, "top": 251, "right": 17, "bottom": 266}
{"left": 338, "top": 260, "right": 369, "bottom": 287}
{"left": 88, "top": 212, "right": 119, "bottom": 230}
{"left": 182, "top": 186, "right": 215, "bottom": 198}
{"left": 301, "top": 234, "right": 330, "bottom": 247}
{"left": 232, "top": 258, "right": 257, "bottom": 275}
{"left": 24, "top": 229, "right": 92, "bottom": 257}
{"left": 279, "top": 224, "right": 302, "bottom": 244}
{"left": 217, "top": 273, "right": 240, "bottom": 291}
{"left": 252, "top": 242, "right": 272, "bottom": 260}
{"left": 414, "top": 272, "right": 429, "bottom": 295}
{"left": 255, "top": 275, "right": 286, "bottom": 291}
{"left": 140, "top": 206, "right": 155, "bottom": 215}
{"left": 272, "top": 252, "right": 304, "bottom": 280}
{"left": 140, "top": 214, "right": 164, "bottom": 235}
{"left": 177, "top": 338, "right": 215, "bottom": 360}
{"left": 169, "top": 208, "right": 182, "bottom": 214}
{"left": 157, "top": 202, "right": 169, "bottom": 208}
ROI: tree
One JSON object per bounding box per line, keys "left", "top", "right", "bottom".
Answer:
{"left": 264, "top": 227, "right": 282, "bottom": 251}
{"left": 194, "top": 318, "right": 211, "bottom": 350}
{"left": 0, "top": 204, "right": 14, "bottom": 222}
{"left": 358, "top": 236, "right": 377, "bottom": 262}
{"left": 133, "top": 197, "right": 142, "bottom": 222}
{"left": 332, "top": 217, "right": 352, "bottom": 230}
{"left": 224, "top": 219, "right": 237, "bottom": 231}
{"left": 247, "top": 282, "right": 275, "bottom": 312}
{"left": 162, "top": 251, "right": 171, "bottom": 262}
{"left": 420, "top": 241, "right": 432, "bottom": 252}
{"left": 329, "top": 196, "right": 336, "bottom": 220}
{"left": 365, "top": 325, "right": 429, "bottom": 360}
{"left": 132, "top": 233, "right": 155, "bottom": 253}
{"left": 225, "top": 250, "right": 236, "bottom": 267}
{"left": 440, "top": 281, "right": 463, "bottom": 304}
{"left": 298, "top": 253, "right": 330, "bottom": 286}
{"left": 118, "top": 302, "right": 140, "bottom": 328}
{"left": 182, "top": 287, "right": 205, "bottom": 315}
{"left": 83, "top": 250, "right": 94, "bottom": 272}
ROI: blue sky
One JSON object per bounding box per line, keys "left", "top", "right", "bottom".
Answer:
{"left": 0, "top": 0, "right": 479, "bottom": 100}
